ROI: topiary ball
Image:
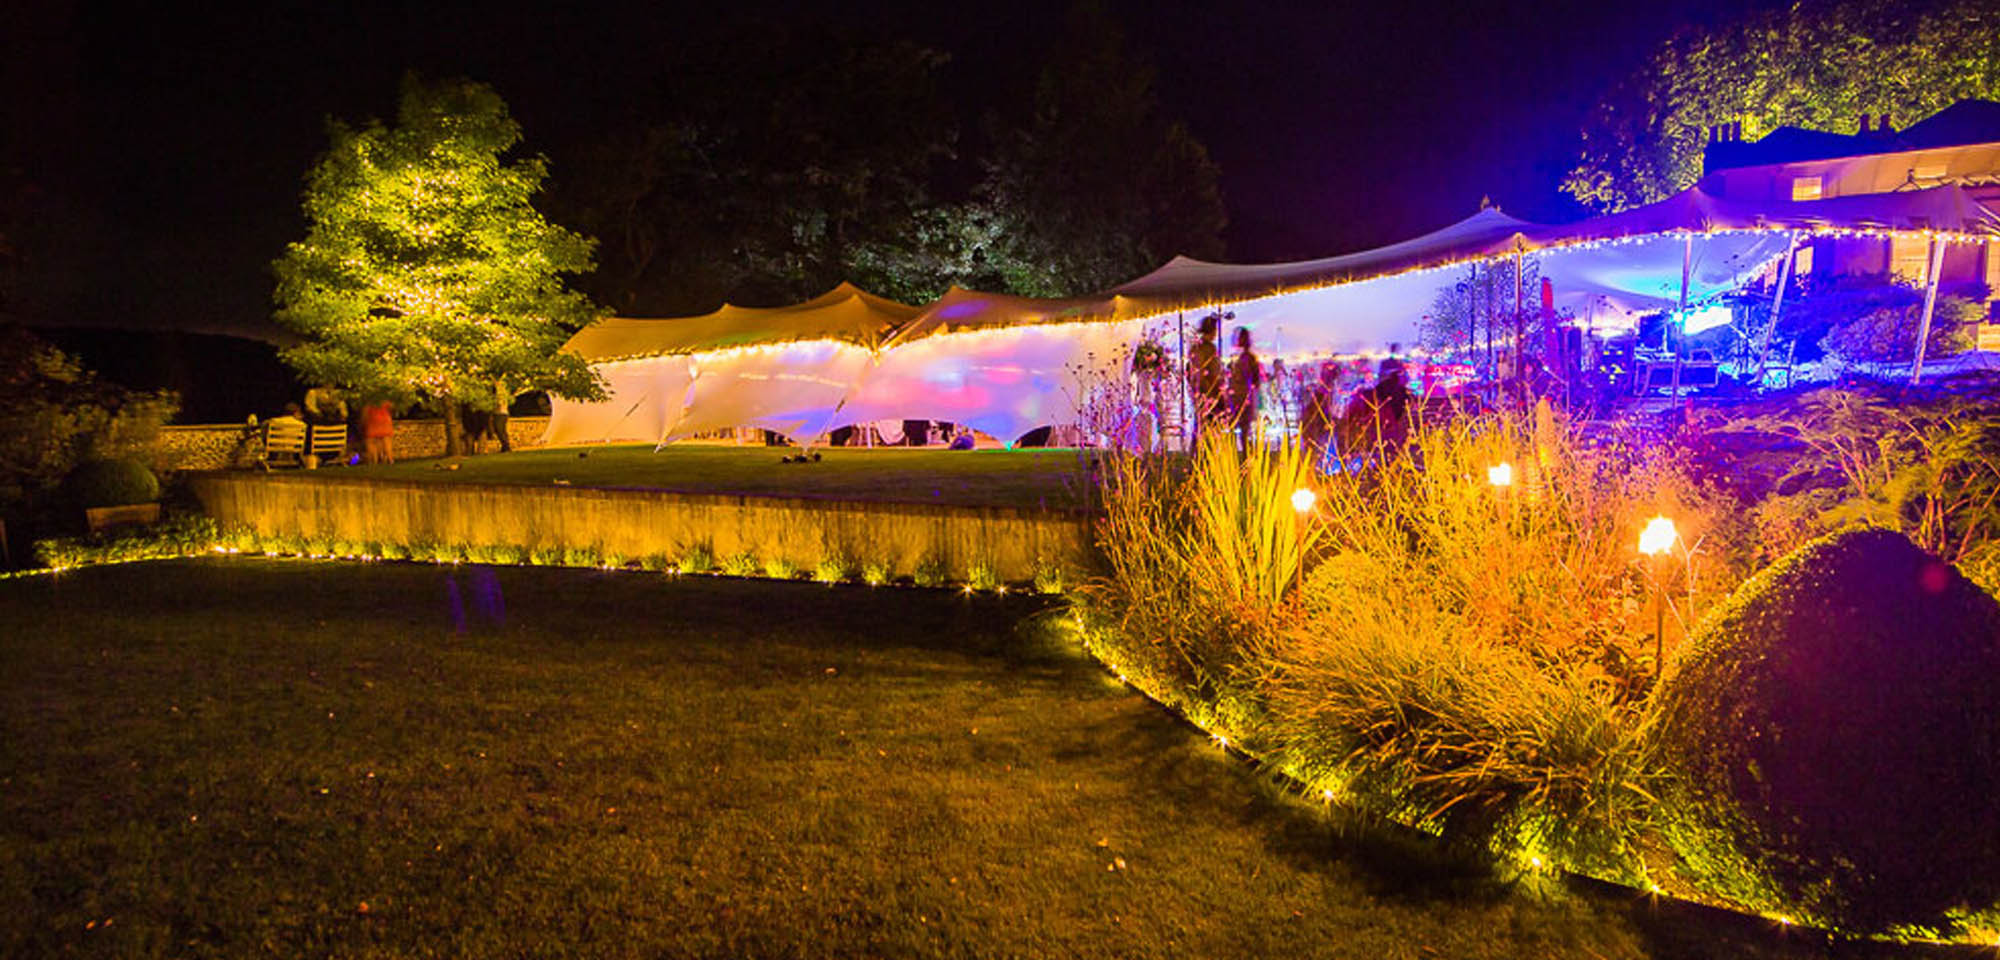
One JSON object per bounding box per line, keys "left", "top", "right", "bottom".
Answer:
{"left": 62, "top": 457, "right": 161, "bottom": 509}
{"left": 1656, "top": 528, "right": 2000, "bottom": 933}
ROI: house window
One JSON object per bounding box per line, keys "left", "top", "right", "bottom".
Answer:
{"left": 1891, "top": 235, "right": 1931, "bottom": 284}
{"left": 1985, "top": 240, "right": 1999, "bottom": 298}
{"left": 1791, "top": 176, "right": 1824, "bottom": 202}
{"left": 1794, "top": 244, "right": 1814, "bottom": 276}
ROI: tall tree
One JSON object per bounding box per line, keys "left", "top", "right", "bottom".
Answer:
{"left": 971, "top": 1, "right": 1227, "bottom": 296}
{"left": 556, "top": 32, "right": 955, "bottom": 315}
{"left": 1565, "top": 0, "right": 2000, "bottom": 212}
{"left": 559, "top": 11, "right": 1228, "bottom": 311}
{"left": 274, "top": 76, "right": 604, "bottom": 455}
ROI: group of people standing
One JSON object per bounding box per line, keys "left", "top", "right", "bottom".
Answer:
{"left": 1181, "top": 313, "right": 1414, "bottom": 467}
{"left": 1185, "top": 313, "right": 1265, "bottom": 451}
{"left": 264, "top": 387, "right": 398, "bottom": 465}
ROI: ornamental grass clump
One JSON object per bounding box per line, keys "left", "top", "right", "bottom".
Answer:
{"left": 1081, "top": 401, "right": 1741, "bottom": 883}
{"left": 1264, "top": 554, "right": 1658, "bottom": 882}
{"left": 1082, "top": 434, "right": 1317, "bottom": 731}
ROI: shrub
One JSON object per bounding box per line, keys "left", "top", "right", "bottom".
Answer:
{"left": 722, "top": 552, "right": 759, "bottom": 577}
{"left": 0, "top": 324, "right": 179, "bottom": 508}
{"left": 1032, "top": 559, "right": 1066, "bottom": 595}
{"left": 679, "top": 543, "right": 716, "bottom": 574}
{"left": 1655, "top": 528, "right": 2000, "bottom": 933}
{"left": 61, "top": 458, "right": 160, "bottom": 508}
{"left": 813, "top": 552, "right": 858, "bottom": 584}
{"left": 912, "top": 553, "right": 949, "bottom": 588}
{"left": 32, "top": 514, "right": 222, "bottom": 569}
{"left": 859, "top": 559, "right": 890, "bottom": 586}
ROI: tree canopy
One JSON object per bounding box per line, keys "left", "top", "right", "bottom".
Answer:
{"left": 273, "top": 76, "right": 605, "bottom": 416}
{"left": 557, "top": 8, "right": 1225, "bottom": 313}
{"left": 1565, "top": 0, "right": 2000, "bottom": 212}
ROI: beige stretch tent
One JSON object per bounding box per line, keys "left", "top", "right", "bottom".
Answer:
{"left": 544, "top": 283, "right": 918, "bottom": 446}
{"left": 546, "top": 184, "right": 2000, "bottom": 449}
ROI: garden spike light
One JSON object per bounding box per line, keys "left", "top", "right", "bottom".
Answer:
{"left": 1639, "top": 515, "right": 1678, "bottom": 556}
{"left": 1487, "top": 462, "right": 1513, "bottom": 487}
{"left": 1638, "top": 515, "right": 1678, "bottom": 669}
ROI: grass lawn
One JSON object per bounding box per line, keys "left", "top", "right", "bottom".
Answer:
{"left": 0, "top": 559, "right": 1916, "bottom": 958}
{"left": 329, "top": 445, "right": 1090, "bottom": 511}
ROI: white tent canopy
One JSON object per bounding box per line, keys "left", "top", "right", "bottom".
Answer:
{"left": 545, "top": 283, "right": 919, "bottom": 446}
{"left": 545, "top": 185, "right": 2000, "bottom": 449}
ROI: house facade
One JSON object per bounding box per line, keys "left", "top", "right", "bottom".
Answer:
{"left": 1700, "top": 100, "right": 2000, "bottom": 329}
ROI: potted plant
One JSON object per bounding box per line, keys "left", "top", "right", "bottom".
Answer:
{"left": 63, "top": 457, "right": 162, "bottom": 533}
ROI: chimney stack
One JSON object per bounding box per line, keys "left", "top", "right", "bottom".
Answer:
{"left": 1859, "top": 113, "right": 1872, "bottom": 134}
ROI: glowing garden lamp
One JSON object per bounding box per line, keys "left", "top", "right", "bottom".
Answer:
{"left": 1639, "top": 515, "right": 1678, "bottom": 668}
{"left": 1290, "top": 487, "right": 1317, "bottom": 514}
{"left": 1486, "top": 462, "right": 1513, "bottom": 487}
{"left": 1638, "top": 516, "right": 1678, "bottom": 556}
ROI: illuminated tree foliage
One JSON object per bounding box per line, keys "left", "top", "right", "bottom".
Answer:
{"left": 1565, "top": 0, "right": 2000, "bottom": 212}
{"left": 274, "top": 76, "right": 604, "bottom": 451}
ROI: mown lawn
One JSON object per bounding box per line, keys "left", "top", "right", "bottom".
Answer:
{"left": 332, "top": 445, "right": 1090, "bottom": 511}
{"left": 0, "top": 559, "right": 1920, "bottom": 958}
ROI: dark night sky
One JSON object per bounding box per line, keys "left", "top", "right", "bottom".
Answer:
{"left": 6, "top": 0, "right": 1781, "bottom": 342}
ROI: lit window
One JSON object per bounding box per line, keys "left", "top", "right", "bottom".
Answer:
{"left": 1791, "top": 176, "right": 1823, "bottom": 202}
{"left": 1794, "top": 245, "right": 1814, "bottom": 276}
{"left": 1891, "top": 235, "right": 1931, "bottom": 284}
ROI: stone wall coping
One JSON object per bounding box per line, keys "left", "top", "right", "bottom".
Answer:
{"left": 184, "top": 470, "right": 1094, "bottom": 522}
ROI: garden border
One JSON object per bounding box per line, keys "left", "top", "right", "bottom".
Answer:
{"left": 185, "top": 471, "right": 1094, "bottom": 586}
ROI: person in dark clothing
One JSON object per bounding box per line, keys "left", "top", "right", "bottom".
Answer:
{"left": 1340, "top": 357, "right": 1413, "bottom": 461}
{"left": 1226, "top": 326, "right": 1263, "bottom": 451}
{"left": 1187, "top": 313, "right": 1225, "bottom": 445}
{"left": 1299, "top": 361, "right": 1341, "bottom": 469}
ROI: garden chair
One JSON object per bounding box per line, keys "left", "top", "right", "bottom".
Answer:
{"left": 262, "top": 418, "right": 307, "bottom": 468}
{"left": 307, "top": 423, "right": 348, "bottom": 466}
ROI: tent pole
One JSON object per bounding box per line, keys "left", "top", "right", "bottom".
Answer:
{"left": 1752, "top": 232, "right": 1800, "bottom": 384}
{"left": 1672, "top": 232, "right": 1692, "bottom": 408}
{"left": 1912, "top": 235, "right": 1947, "bottom": 386}
{"left": 1513, "top": 246, "right": 1525, "bottom": 393}
{"left": 1176, "top": 311, "right": 1186, "bottom": 452}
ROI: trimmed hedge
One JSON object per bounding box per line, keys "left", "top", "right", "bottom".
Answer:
{"left": 1656, "top": 528, "right": 2000, "bottom": 933}
{"left": 62, "top": 457, "right": 160, "bottom": 508}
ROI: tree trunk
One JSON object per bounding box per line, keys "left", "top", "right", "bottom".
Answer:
{"left": 443, "top": 395, "right": 464, "bottom": 458}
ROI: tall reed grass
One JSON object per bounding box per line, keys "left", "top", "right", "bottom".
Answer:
{"left": 1081, "top": 401, "right": 1737, "bottom": 881}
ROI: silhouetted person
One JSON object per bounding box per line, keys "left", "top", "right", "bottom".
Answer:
{"left": 1227, "top": 326, "right": 1263, "bottom": 450}
{"left": 361, "top": 400, "right": 395, "bottom": 465}
{"left": 1341, "top": 357, "right": 1413, "bottom": 460}
{"left": 1188, "top": 313, "right": 1225, "bottom": 445}
{"left": 1300, "top": 361, "right": 1341, "bottom": 469}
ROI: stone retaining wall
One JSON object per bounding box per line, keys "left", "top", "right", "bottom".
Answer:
{"left": 186, "top": 472, "right": 1094, "bottom": 585}
{"left": 160, "top": 417, "right": 552, "bottom": 471}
